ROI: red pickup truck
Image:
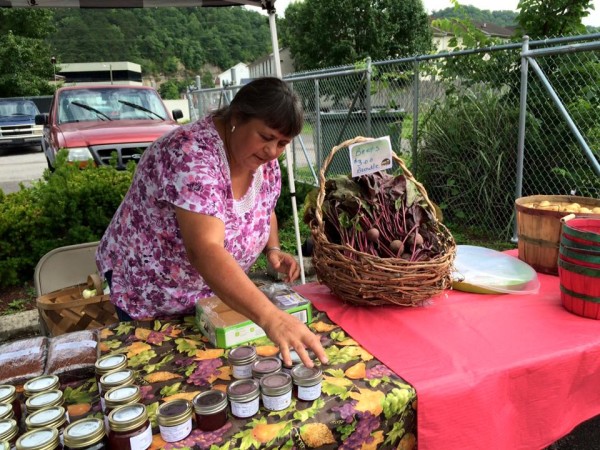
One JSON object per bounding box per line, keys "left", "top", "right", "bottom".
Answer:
{"left": 36, "top": 85, "right": 183, "bottom": 170}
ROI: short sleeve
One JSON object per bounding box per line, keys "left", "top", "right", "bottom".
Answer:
{"left": 156, "top": 120, "right": 229, "bottom": 222}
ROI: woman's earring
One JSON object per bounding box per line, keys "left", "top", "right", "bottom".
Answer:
{"left": 231, "top": 125, "right": 236, "bottom": 133}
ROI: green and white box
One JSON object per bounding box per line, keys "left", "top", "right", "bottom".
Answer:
{"left": 195, "top": 285, "right": 313, "bottom": 349}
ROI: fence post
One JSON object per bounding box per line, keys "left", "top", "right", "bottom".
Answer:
{"left": 513, "top": 35, "right": 530, "bottom": 243}
{"left": 412, "top": 58, "right": 420, "bottom": 174}
{"left": 365, "top": 57, "right": 372, "bottom": 137}
{"left": 314, "top": 78, "right": 321, "bottom": 174}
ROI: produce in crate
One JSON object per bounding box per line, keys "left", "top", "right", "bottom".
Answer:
{"left": 309, "top": 136, "right": 456, "bottom": 307}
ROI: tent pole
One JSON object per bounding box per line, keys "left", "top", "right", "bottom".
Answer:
{"left": 268, "top": 9, "right": 306, "bottom": 284}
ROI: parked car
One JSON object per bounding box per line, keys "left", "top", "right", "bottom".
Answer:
{"left": 36, "top": 85, "right": 183, "bottom": 170}
{"left": 0, "top": 99, "right": 43, "bottom": 150}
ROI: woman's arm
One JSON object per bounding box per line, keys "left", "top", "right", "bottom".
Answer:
{"left": 175, "top": 207, "right": 327, "bottom": 368}
{"left": 263, "top": 212, "right": 300, "bottom": 283}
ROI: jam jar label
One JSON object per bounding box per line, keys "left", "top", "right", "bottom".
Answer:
{"left": 159, "top": 419, "right": 192, "bottom": 443}
{"left": 262, "top": 391, "right": 292, "bottom": 411}
{"left": 298, "top": 382, "right": 322, "bottom": 401}
{"left": 129, "top": 423, "right": 152, "bottom": 449}
{"left": 232, "top": 363, "right": 253, "bottom": 379}
{"left": 230, "top": 398, "right": 259, "bottom": 418}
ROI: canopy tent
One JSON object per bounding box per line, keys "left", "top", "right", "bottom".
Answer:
{"left": 3, "top": 0, "right": 308, "bottom": 282}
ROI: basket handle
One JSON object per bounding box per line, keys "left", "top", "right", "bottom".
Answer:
{"left": 87, "top": 273, "right": 104, "bottom": 293}
{"left": 315, "top": 136, "right": 437, "bottom": 227}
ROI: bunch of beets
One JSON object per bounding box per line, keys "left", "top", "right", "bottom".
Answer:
{"left": 321, "top": 172, "right": 445, "bottom": 261}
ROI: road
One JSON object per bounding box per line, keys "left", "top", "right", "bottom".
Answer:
{"left": 0, "top": 146, "right": 47, "bottom": 194}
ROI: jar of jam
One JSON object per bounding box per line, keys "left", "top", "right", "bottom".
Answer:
{"left": 99, "top": 370, "right": 135, "bottom": 394}
{"left": 259, "top": 372, "right": 292, "bottom": 411}
{"left": 103, "top": 385, "right": 141, "bottom": 415}
{"left": 0, "top": 419, "right": 18, "bottom": 447}
{"left": 63, "top": 417, "right": 108, "bottom": 450}
{"left": 278, "top": 349, "right": 316, "bottom": 374}
{"left": 0, "top": 385, "right": 21, "bottom": 424}
{"left": 251, "top": 357, "right": 282, "bottom": 380}
{"left": 25, "top": 406, "right": 68, "bottom": 434}
{"left": 25, "top": 390, "right": 64, "bottom": 414}
{"left": 226, "top": 379, "right": 260, "bottom": 419}
{"left": 156, "top": 399, "right": 193, "bottom": 443}
{"left": 23, "top": 375, "right": 60, "bottom": 398}
{"left": 95, "top": 354, "right": 128, "bottom": 393}
{"left": 99, "top": 371, "right": 135, "bottom": 411}
{"left": 0, "top": 404, "right": 14, "bottom": 421}
{"left": 291, "top": 365, "right": 323, "bottom": 402}
{"left": 15, "top": 427, "right": 60, "bottom": 450}
{"left": 192, "top": 390, "right": 228, "bottom": 432}
{"left": 107, "top": 403, "right": 152, "bottom": 450}
{"left": 228, "top": 346, "right": 257, "bottom": 380}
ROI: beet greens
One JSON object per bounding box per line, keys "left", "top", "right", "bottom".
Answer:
{"left": 321, "top": 172, "right": 445, "bottom": 261}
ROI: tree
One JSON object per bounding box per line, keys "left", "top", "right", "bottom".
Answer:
{"left": 281, "top": 0, "right": 433, "bottom": 71}
{"left": 516, "top": 0, "right": 593, "bottom": 38}
{"left": 0, "top": 10, "right": 56, "bottom": 97}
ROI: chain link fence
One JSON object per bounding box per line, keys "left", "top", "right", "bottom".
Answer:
{"left": 188, "top": 33, "right": 600, "bottom": 242}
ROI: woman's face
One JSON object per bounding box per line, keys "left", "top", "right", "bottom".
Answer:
{"left": 230, "top": 118, "right": 292, "bottom": 172}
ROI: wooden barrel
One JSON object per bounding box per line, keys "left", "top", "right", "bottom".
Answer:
{"left": 558, "top": 217, "right": 600, "bottom": 320}
{"left": 515, "top": 195, "right": 600, "bottom": 275}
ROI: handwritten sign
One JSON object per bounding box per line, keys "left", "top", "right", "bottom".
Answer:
{"left": 349, "top": 136, "right": 393, "bottom": 177}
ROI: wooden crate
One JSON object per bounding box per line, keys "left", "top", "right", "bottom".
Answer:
{"left": 36, "top": 274, "right": 118, "bottom": 337}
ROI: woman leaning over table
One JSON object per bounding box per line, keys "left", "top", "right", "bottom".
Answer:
{"left": 96, "top": 77, "right": 327, "bottom": 368}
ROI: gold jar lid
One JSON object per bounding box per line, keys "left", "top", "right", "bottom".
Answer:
{"left": 0, "top": 419, "right": 18, "bottom": 442}
{"left": 0, "top": 386, "right": 16, "bottom": 405}
{"left": 104, "top": 385, "right": 141, "bottom": 410}
{"left": 63, "top": 417, "right": 106, "bottom": 449}
{"left": 95, "top": 353, "right": 128, "bottom": 375}
{"left": 16, "top": 427, "right": 59, "bottom": 450}
{"left": 25, "top": 406, "right": 67, "bottom": 431}
{"left": 23, "top": 375, "right": 60, "bottom": 398}
{"left": 99, "top": 369, "right": 135, "bottom": 392}
{"left": 0, "top": 440, "right": 9, "bottom": 450}
{"left": 156, "top": 399, "right": 192, "bottom": 427}
{"left": 0, "top": 403, "right": 14, "bottom": 421}
{"left": 108, "top": 403, "right": 148, "bottom": 433}
{"left": 25, "top": 390, "right": 63, "bottom": 413}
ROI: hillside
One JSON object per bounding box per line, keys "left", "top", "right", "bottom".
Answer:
{"left": 47, "top": 7, "right": 272, "bottom": 78}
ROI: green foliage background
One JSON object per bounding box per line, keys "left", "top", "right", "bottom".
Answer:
{"left": 0, "top": 153, "right": 134, "bottom": 288}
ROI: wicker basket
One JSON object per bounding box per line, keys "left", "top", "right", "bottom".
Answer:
{"left": 37, "top": 274, "right": 118, "bottom": 336}
{"left": 311, "top": 136, "right": 456, "bottom": 306}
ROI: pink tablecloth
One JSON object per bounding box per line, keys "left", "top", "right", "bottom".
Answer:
{"left": 296, "top": 256, "right": 600, "bottom": 450}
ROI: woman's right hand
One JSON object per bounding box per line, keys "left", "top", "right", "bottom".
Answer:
{"left": 262, "top": 309, "right": 328, "bottom": 369}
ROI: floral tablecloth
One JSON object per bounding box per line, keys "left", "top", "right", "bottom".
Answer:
{"left": 63, "top": 309, "right": 417, "bottom": 449}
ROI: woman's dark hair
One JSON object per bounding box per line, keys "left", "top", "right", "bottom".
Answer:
{"left": 213, "top": 77, "right": 303, "bottom": 137}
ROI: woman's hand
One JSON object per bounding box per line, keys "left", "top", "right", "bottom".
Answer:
{"left": 262, "top": 309, "right": 328, "bottom": 368}
{"left": 266, "top": 249, "right": 300, "bottom": 283}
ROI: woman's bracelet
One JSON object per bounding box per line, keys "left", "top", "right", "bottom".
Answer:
{"left": 263, "top": 246, "right": 281, "bottom": 256}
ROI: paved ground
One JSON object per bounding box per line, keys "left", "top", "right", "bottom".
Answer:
{"left": 0, "top": 145, "right": 46, "bottom": 194}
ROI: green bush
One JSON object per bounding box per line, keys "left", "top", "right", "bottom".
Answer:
{"left": 417, "top": 88, "right": 523, "bottom": 238}
{"left": 0, "top": 152, "right": 134, "bottom": 288}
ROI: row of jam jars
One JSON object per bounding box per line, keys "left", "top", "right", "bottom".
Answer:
{"left": 98, "top": 370, "right": 135, "bottom": 412}
{"left": 94, "top": 354, "right": 128, "bottom": 396}
{"left": 102, "top": 385, "right": 142, "bottom": 432}
{"left": 0, "top": 386, "right": 21, "bottom": 425}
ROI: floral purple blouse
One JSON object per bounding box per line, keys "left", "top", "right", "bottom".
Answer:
{"left": 96, "top": 116, "right": 281, "bottom": 319}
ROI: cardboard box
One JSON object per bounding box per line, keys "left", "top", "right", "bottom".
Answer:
{"left": 195, "top": 286, "right": 313, "bottom": 348}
